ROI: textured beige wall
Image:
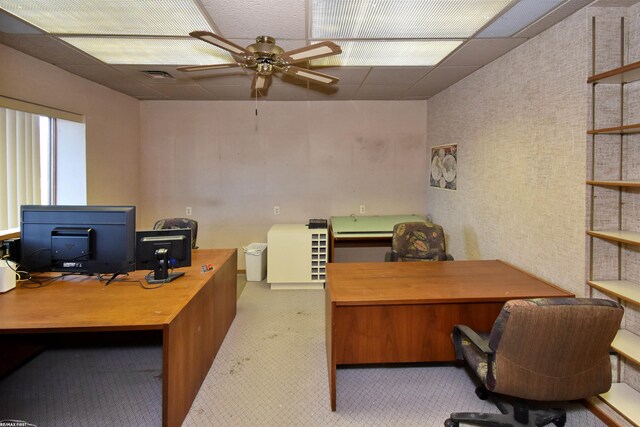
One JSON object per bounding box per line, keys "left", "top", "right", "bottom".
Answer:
{"left": 426, "top": 10, "right": 590, "bottom": 296}
{"left": 0, "top": 43, "right": 140, "bottom": 206}
{"left": 139, "top": 100, "right": 428, "bottom": 267}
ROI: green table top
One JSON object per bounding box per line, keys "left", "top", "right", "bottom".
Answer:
{"left": 330, "top": 214, "right": 425, "bottom": 237}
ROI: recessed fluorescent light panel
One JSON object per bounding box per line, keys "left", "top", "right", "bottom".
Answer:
{"left": 60, "top": 38, "right": 233, "bottom": 65}
{"left": 312, "top": 41, "right": 463, "bottom": 66}
{"left": 0, "top": 0, "right": 212, "bottom": 35}
{"left": 312, "top": 0, "right": 513, "bottom": 38}
{"left": 477, "top": 0, "right": 565, "bottom": 37}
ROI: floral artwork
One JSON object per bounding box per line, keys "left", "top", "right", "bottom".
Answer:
{"left": 430, "top": 144, "right": 457, "bottom": 190}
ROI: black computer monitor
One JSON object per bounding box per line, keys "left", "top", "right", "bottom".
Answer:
{"left": 135, "top": 228, "right": 192, "bottom": 284}
{"left": 20, "top": 205, "right": 136, "bottom": 281}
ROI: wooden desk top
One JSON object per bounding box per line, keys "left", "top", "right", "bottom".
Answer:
{"left": 0, "top": 249, "right": 236, "bottom": 333}
{"left": 326, "top": 260, "right": 573, "bottom": 306}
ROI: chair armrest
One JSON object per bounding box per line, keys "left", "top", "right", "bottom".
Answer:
{"left": 452, "top": 325, "right": 493, "bottom": 361}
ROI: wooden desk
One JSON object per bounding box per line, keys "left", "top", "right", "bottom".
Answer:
{"left": 329, "top": 214, "right": 424, "bottom": 261}
{"left": 0, "top": 249, "right": 237, "bottom": 427}
{"left": 325, "top": 260, "right": 573, "bottom": 411}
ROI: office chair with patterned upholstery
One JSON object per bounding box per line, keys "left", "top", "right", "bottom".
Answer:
{"left": 445, "top": 297, "right": 624, "bottom": 427}
{"left": 153, "top": 218, "right": 199, "bottom": 249}
{"left": 386, "top": 221, "right": 453, "bottom": 261}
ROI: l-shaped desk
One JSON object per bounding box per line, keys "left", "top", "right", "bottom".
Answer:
{"left": 325, "top": 259, "right": 574, "bottom": 411}
{"left": 0, "top": 249, "right": 237, "bottom": 427}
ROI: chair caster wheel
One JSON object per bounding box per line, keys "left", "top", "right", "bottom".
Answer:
{"left": 475, "top": 386, "right": 489, "bottom": 400}
{"left": 552, "top": 412, "right": 566, "bottom": 427}
{"left": 444, "top": 418, "right": 459, "bottom": 427}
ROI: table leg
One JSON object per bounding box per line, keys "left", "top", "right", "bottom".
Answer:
{"left": 325, "top": 290, "right": 337, "bottom": 411}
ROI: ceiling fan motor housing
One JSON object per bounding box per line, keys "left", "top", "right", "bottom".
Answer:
{"left": 247, "top": 36, "right": 284, "bottom": 60}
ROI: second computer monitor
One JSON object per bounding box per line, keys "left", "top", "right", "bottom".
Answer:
{"left": 136, "top": 228, "right": 192, "bottom": 283}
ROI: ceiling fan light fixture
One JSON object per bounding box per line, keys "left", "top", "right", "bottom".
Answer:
{"left": 257, "top": 63, "right": 273, "bottom": 76}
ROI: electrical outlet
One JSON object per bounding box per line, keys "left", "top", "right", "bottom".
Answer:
{"left": 186, "top": 206, "right": 192, "bottom": 216}
{"left": 274, "top": 206, "right": 280, "bottom": 215}
{"left": 359, "top": 205, "right": 366, "bottom": 214}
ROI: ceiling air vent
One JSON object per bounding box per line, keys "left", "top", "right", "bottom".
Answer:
{"left": 141, "top": 70, "right": 175, "bottom": 80}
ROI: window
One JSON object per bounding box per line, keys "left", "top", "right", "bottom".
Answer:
{"left": 1, "top": 97, "right": 86, "bottom": 234}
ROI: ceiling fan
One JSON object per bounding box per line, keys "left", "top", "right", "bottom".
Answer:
{"left": 177, "top": 31, "right": 342, "bottom": 93}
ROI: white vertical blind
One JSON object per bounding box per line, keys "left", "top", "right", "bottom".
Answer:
{"left": 0, "top": 107, "right": 41, "bottom": 230}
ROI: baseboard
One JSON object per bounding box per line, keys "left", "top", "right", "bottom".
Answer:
{"left": 583, "top": 396, "right": 632, "bottom": 427}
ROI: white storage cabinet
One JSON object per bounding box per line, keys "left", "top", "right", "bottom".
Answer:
{"left": 267, "top": 224, "right": 327, "bottom": 289}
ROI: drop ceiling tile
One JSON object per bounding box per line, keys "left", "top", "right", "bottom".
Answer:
{"left": 258, "top": 83, "right": 309, "bottom": 101}
{"left": 191, "top": 71, "right": 252, "bottom": 87}
{"left": 591, "top": 0, "right": 640, "bottom": 5}
{"left": 0, "top": 9, "right": 43, "bottom": 34}
{"left": 355, "top": 84, "right": 410, "bottom": 100}
{"left": 0, "top": 0, "right": 213, "bottom": 36}
{"left": 401, "top": 95, "right": 431, "bottom": 100}
{"left": 516, "top": 0, "right": 595, "bottom": 37}
{"left": 115, "top": 65, "right": 195, "bottom": 83}
{"left": 147, "top": 83, "right": 215, "bottom": 99}
{"left": 58, "top": 64, "right": 131, "bottom": 84}
{"left": 199, "top": 0, "right": 306, "bottom": 39}
{"left": 207, "top": 85, "right": 256, "bottom": 100}
{"left": 439, "top": 39, "right": 527, "bottom": 67}
{"left": 307, "top": 66, "right": 370, "bottom": 85}
{"left": 105, "top": 83, "right": 166, "bottom": 98}
{"left": 363, "top": 66, "right": 432, "bottom": 86}
{"left": 405, "top": 66, "right": 480, "bottom": 98}
{"left": 308, "top": 84, "right": 360, "bottom": 100}
{"left": 0, "top": 34, "right": 98, "bottom": 65}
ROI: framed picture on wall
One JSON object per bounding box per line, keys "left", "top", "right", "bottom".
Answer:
{"left": 430, "top": 144, "right": 457, "bottom": 190}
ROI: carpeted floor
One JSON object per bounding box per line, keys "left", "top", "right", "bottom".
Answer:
{"left": 0, "top": 279, "right": 607, "bottom": 426}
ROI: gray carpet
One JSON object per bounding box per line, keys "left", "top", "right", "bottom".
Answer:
{"left": 0, "top": 280, "right": 606, "bottom": 426}
{"left": 183, "top": 282, "right": 604, "bottom": 427}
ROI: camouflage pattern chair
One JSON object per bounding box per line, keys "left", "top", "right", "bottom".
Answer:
{"left": 387, "top": 221, "right": 453, "bottom": 261}
{"left": 446, "top": 298, "right": 624, "bottom": 427}
{"left": 153, "top": 218, "right": 198, "bottom": 249}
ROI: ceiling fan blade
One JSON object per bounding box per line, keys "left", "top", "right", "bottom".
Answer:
{"left": 251, "top": 73, "right": 272, "bottom": 91}
{"left": 189, "top": 31, "right": 252, "bottom": 58}
{"left": 177, "top": 63, "right": 240, "bottom": 72}
{"left": 279, "top": 41, "right": 342, "bottom": 64}
{"left": 279, "top": 65, "right": 340, "bottom": 85}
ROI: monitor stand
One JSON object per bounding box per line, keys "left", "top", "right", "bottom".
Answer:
{"left": 147, "top": 271, "right": 184, "bottom": 284}
{"left": 147, "top": 248, "right": 184, "bottom": 284}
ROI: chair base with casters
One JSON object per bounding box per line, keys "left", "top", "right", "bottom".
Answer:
{"left": 444, "top": 386, "right": 566, "bottom": 427}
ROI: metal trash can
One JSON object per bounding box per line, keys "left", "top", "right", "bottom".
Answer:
{"left": 243, "top": 243, "right": 267, "bottom": 281}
